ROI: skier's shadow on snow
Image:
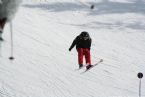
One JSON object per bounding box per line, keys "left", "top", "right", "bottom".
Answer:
{"left": 23, "top": 1, "right": 145, "bottom": 15}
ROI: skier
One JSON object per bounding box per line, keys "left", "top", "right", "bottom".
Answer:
{"left": 69, "top": 31, "right": 93, "bottom": 70}
{"left": 0, "top": 0, "right": 22, "bottom": 41}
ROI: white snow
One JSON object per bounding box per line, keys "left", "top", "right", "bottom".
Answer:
{"left": 0, "top": 0, "right": 145, "bottom": 97}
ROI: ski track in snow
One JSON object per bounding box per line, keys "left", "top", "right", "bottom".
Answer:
{"left": 0, "top": 0, "right": 145, "bottom": 97}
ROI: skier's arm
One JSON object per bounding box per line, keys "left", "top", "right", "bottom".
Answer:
{"left": 69, "top": 37, "right": 78, "bottom": 51}
{"left": 88, "top": 38, "right": 92, "bottom": 50}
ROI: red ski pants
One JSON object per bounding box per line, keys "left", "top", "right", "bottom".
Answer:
{"left": 77, "top": 48, "right": 91, "bottom": 65}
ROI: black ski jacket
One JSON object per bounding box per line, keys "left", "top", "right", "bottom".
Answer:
{"left": 69, "top": 35, "right": 92, "bottom": 50}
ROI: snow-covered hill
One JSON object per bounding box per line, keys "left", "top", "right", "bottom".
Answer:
{"left": 0, "top": 0, "right": 145, "bottom": 97}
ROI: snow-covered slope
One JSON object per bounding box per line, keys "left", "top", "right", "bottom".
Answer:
{"left": 0, "top": 0, "right": 145, "bottom": 97}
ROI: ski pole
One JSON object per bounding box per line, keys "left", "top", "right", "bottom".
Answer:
{"left": 9, "top": 21, "right": 14, "bottom": 60}
{"left": 137, "top": 72, "right": 143, "bottom": 97}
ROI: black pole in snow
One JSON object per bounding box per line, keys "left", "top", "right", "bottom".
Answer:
{"left": 137, "top": 72, "right": 143, "bottom": 97}
{"left": 9, "top": 21, "right": 14, "bottom": 60}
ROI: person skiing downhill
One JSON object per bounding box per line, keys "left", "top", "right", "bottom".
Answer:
{"left": 69, "top": 31, "right": 93, "bottom": 70}
{"left": 0, "top": 0, "right": 22, "bottom": 41}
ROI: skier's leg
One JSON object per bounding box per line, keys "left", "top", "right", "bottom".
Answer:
{"left": 84, "top": 48, "right": 92, "bottom": 70}
{"left": 0, "top": 18, "right": 7, "bottom": 29}
{"left": 84, "top": 48, "right": 91, "bottom": 65}
{"left": 0, "top": 18, "right": 7, "bottom": 41}
{"left": 0, "top": 28, "right": 3, "bottom": 41}
{"left": 77, "top": 48, "right": 84, "bottom": 66}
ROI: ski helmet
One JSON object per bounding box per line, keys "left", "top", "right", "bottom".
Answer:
{"left": 80, "top": 31, "right": 89, "bottom": 37}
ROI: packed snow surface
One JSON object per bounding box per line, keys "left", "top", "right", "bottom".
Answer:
{"left": 0, "top": 0, "right": 145, "bottom": 97}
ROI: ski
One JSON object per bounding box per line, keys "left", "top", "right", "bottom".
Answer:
{"left": 81, "top": 59, "right": 103, "bottom": 74}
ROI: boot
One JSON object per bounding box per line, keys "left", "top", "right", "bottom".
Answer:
{"left": 79, "top": 64, "right": 83, "bottom": 69}
{"left": 86, "top": 65, "right": 93, "bottom": 70}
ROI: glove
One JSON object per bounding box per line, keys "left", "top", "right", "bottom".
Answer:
{"left": 69, "top": 48, "right": 71, "bottom": 51}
